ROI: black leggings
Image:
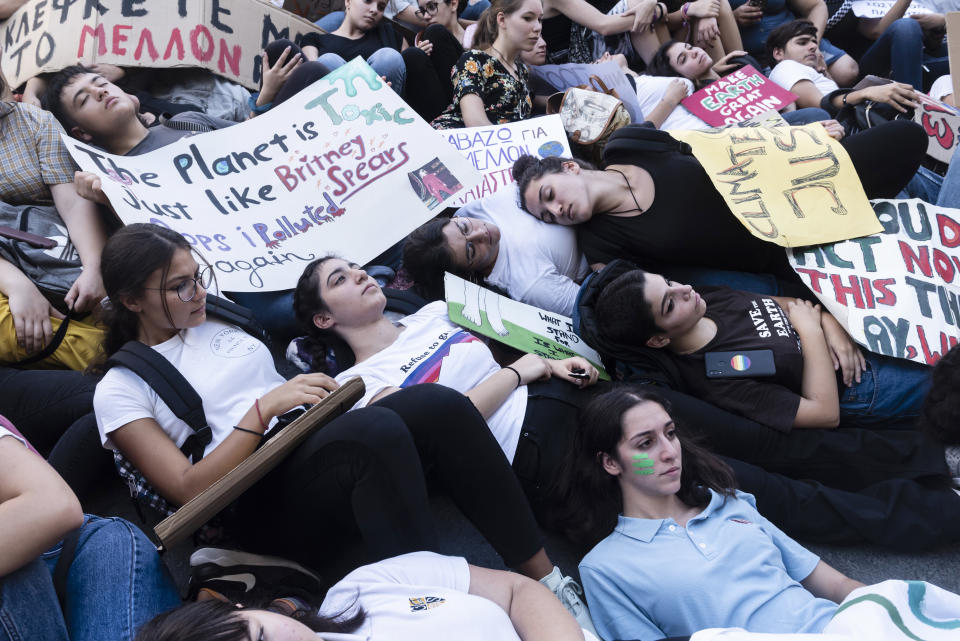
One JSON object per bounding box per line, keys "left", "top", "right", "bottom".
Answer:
{"left": 402, "top": 25, "right": 464, "bottom": 121}
{"left": 0, "top": 368, "right": 113, "bottom": 501}
{"left": 234, "top": 384, "right": 543, "bottom": 570}
{"left": 840, "top": 119, "right": 927, "bottom": 199}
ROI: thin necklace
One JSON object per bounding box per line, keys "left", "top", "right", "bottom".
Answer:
{"left": 490, "top": 45, "right": 517, "bottom": 77}
{"left": 602, "top": 168, "right": 644, "bottom": 215}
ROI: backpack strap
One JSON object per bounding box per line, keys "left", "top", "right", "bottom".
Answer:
{"left": 601, "top": 123, "right": 692, "bottom": 166}
{"left": 204, "top": 294, "right": 268, "bottom": 344}
{"left": 5, "top": 308, "right": 73, "bottom": 368}
{"left": 105, "top": 341, "right": 211, "bottom": 463}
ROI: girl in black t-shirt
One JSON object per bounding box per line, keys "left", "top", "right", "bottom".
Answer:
{"left": 301, "top": 0, "right": 408, "bottom": 93}
{"left": 591, "top": 265, "right": 934, "bottom": 433}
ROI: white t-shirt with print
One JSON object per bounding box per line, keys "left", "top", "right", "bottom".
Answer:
{"left": 634, "top": 76, "right": 706, "bottom": 131}
{"left": 334, "top": 302, "right": 527, "bottom": 462}
{"left": 94, "top": 319, "right": 286, "bottom": 456}
{"left": 930, "top": 75, "right": 954, "bottom": 103}
{"left": 319, "top": 552, "right": 600, "bottom": 641}
{"left": 769, "top": 59, "right": 839, "bottom": 97}
{"left": 458, "top": 185, "right": 589, "bottom": 316}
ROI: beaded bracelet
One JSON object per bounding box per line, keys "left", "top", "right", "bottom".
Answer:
{"left": 681, "top": 2, "right": 690, "bottom": 27}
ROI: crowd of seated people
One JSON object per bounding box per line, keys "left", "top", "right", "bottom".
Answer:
{"left": 4, "top": 0, "right": 960, "bottom": 638}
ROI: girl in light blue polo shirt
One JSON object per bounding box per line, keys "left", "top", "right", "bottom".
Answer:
{"left": 566, "top": 387, "right": 864, "bottom": 641}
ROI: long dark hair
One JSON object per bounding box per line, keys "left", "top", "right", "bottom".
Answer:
{"left": 135, "top": 597, "right": 365, "bottom": 641}
{"left": 555, "top": 387, "right": 736, "bottom": 548}
{"left": 402, "top": 217, "right": 468, "bottom": 300}
{"left": 472, "top": 0, "right": 530, "bottom": 51}
{"left": 647, "top": 40, "right": 755, "bottom": 88}
{"left": 919, "top": 344, "right": 960, "bottom": 444}
{"left": 96, "top": 223, "right": 193, "bottom": 362}
{"left": 292, "top": 256, "right": 357, "bottom": 373}
{"left": 511, "top": 155, "right": 595, "bottom": 214}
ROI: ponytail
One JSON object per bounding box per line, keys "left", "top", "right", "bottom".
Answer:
{"left": 471, "top": 0, "right": 530, "bottom": 51}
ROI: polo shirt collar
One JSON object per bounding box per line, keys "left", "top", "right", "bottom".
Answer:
{"left": 614, "top": 489, "right": 724, "bottom": 542}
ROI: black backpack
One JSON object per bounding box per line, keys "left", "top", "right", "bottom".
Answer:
{"left": 600, "top": 123, "right": 693, "bottom": 167}
{"left": 103, "top": 294, "right": 268, "bottom": 521}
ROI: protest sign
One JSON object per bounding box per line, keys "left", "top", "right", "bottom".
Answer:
{"left": 669, "top": 125, "right": 882, "bottom": 247}
{"left": 444, "top": 273, "right": 610, "bottom": 380}
{"left": 681, "top": 65, "right": 797, "bottom": 127}
{"left": 851, "top": 1, "right": 932, "bottom": 18}
{"left": 913, "top": 94, "right": 960, "bottom": 165}
{"left": 62, "top": 58, "right": 481, "bottom": 292}
{"left": 442, "top": 115, "right": 571, "bottom": 205}
{"left": 0, "top": 0, "right": 321, "bottom": 90}
{"left": 789, "top": 199, "right": 960, "bottom": 366}
{"left": 529, "top": 61, "right": 643, "bottom": 123}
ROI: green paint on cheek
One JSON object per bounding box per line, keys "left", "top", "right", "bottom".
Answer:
{"left": 632, "top": 453, "right": 655, "bottom": 475}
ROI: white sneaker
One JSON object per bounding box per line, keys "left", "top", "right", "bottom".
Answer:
{"left": 540, "top": 566, "right": 598, "bottom": 635}
{"left": 946, "top": 446, "right": 960, "bottom": 478}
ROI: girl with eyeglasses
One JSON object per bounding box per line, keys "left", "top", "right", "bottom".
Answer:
{"left": 92, "top": 223, "right": 584, "bottom": 598}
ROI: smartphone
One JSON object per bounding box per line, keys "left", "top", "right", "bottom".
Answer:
{"left": 748, "top": 0, "right": 767, "bottom": 8}
{"left": 705, "top": 349, "right": 776, "bottom": 378}
{"left": 569, "top": 368, "right": 589, "bottom": 380}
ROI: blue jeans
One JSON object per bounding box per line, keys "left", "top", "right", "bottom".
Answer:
{"left": 314, "top": 11, "right": 345, "bottom": 31}
{"left": 839, "top": 353, "right": 932, "bottom": 429}
{"left": 936, "top": 146, "right": 960, "bottom": 208}
{"left": 460, "top": 0, "right": 490, "bottom": 21}
{"left": 316, "top": 50, "right": 406, "bottom": 95}
{"left": 859, "top": 18, "right": 949, "bottom": 91}
{"left": 783, "top": 107, "right": 830, "bottom": 125}
{"left": 0, "top": 516, "right": 179, "bottom": 641}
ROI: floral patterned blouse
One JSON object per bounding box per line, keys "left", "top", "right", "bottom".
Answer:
{"left": 432, "top": 50, "right": 533, "bottom": 130}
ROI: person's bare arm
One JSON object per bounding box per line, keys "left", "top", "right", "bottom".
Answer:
{"left": 0, "top": 0, "right": 28, "bottom": 19}
{"left": 788, "top": 78, "right": 826, "bottom": 109}
{"left": 0, "top": 434, "right": 84, "bottom": 577}
{"left": 459, "top": 93, "right": 495, "bottom": 127}
{"left": 468, "top": 565, "right": 587, "bottom": 640}
{"left": 786, "top": 299, "right": 840, "bottom": 428}
{"left": 801, "top": 560, "right": 865, "bottom": 603}
{"left": 549, "top": 0, "right": 652, "bottom": 36}
{"left": 644, "top": 79, "right": 689, "bottom": 128}
{"left": 49, "top": 181, "right": 108, "bottom": 313}
{"left": 0, "top": 257, "right": 65, "bottom": 355}
{"left": 111, "top": 373, "right": 338, "bottom": 505}
{"left": 858, "top": 0, "right": 910, "bottom": 40}
{"left": 829, "top": 82, "right": 919, "bottom": 113}
{"left": 789, "top": 0, "right": 827, "bottom": 40}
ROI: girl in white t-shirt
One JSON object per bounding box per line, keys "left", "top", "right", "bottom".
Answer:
{"left": 293, "top": 256, "right": 601, "bottom": 504}
{"left": 135, "top": 552, "right": 600, "bottom": 641}
{"left": 92, "top": 224, "right": 572, "bottom": 584}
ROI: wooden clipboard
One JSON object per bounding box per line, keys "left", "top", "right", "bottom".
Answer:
{"left": 153, "top": 377, "right": 364, "bottom": 549}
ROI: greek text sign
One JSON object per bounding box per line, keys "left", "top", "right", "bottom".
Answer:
{"left": 63, "top": 59, "right": 481, "bottom": 292}
{"left": 789, "top": 199, "right": 960, "bottom": 365}
{"left": 681, "top": 65, "right": 797, "bottom": 127}
{"left": 670, "top": 125, "right": 881, "bottom": 247}
{"left": 444, "top": 273, "right": 610, "bottom": 379}
{"left": 0, "top": 0, "right": 321, "bottom": 90}
{"left": 442, "top": 115, "right": 571, "bottom": 205}
{"left": 851, "top": 1, "right": 932, "bottom": 18}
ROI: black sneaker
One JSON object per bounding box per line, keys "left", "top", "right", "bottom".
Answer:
{"left": 188, "top": 548, "right": 323, "bottom": 604}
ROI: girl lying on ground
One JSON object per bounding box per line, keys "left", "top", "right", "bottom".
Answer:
{"left": 135, "top": 552, "right": 599, "bottom": 641}
{"left": 91, "top": 224, "right": 594, "bottom": 630}
{"left": 566, "top": 388, "right": 960, "bottom": 640}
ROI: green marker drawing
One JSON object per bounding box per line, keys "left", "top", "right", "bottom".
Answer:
{"left": 632, "top": 453, "right": 655, "bottom": 475}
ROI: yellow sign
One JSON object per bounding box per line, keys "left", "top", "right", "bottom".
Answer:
{"left": 670, "top": 125, "right": 882, "bottom": 247}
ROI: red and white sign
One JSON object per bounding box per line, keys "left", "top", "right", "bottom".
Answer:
{"left": 681, "top": 65, "right": 797, "bottom": 127}
{"left": 913, "top": 94, "right": 960, "bottom": 165}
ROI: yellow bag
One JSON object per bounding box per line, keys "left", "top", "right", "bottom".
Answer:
{"left": 0, "top": 294, "right": 104, "bottom": 370}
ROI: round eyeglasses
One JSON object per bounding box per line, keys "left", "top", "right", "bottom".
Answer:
{"left": 144, "top": 265, "right": 214, "bottom": 303}
{"left": 414, "top": 1, "right": 440, "bottom": 17}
